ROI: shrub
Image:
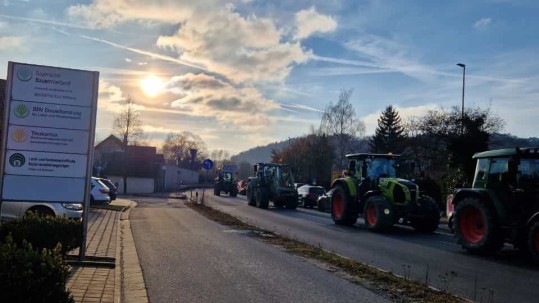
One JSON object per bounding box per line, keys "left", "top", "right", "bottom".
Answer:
{"left": 0, "top": 213, "right": 82, "bottom": 255}
{"left": 0, "top": 234, "right": 74, "bottom": 303}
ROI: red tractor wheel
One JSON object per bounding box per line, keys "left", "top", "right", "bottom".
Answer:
{"left": 330, "top": 184, "right": 357, "bottom": 226}
{"left": 527, "top": 222, "right": 539, "bottom": 264}
{"left": 454, "top": 197, "right": 503, "bottom": 253}
{"left": 363, "top": 195, "right": 393, "bottom": 232}
{"left": 365, "top": 203, "right": 377, "bottom": 226}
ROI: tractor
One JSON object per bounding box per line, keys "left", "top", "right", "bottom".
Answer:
{"left": 214, "top": 169, "right": 238, "bottom": 197}
{"left": 330, "top": 153, "right": 440, "bottom": 232}
{"left": 451, "top": 147, "right": 539, "bottom": 262}
{"left": 246, "top": 163, "right": 298, "bottom": 209}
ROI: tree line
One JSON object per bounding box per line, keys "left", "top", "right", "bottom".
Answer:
{"left": 114, "top": 91, "right": 506, "bottom": 203}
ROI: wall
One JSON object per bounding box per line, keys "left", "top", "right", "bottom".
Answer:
{"left": 106, "top": 175, "right": 155, "bottom": 194}
{"left": 163, "top": 165, "right": 200, "bottom": 191}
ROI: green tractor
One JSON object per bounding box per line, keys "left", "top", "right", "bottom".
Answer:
{"left": 451, "top": 147, "right": 539, "bottom": 262}
{"left": 214, "top": 170, "right": 238, "bottom": 197}
{"left": 246, "top": 163, "right": 298, "bottom": 209}
{"left": 330, "top": 153, "right": 440, "bottom": 232}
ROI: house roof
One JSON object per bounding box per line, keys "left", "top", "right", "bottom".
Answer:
{"left": 95, "top": 134, "right": 123, "bottom": 149}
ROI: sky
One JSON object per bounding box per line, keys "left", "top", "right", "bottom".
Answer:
{"left": 1, "top": 0, "right": 538, "bottom": 155}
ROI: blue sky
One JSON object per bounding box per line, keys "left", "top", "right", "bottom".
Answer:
{"left": 1, "top": 0, "right": 538, "bottom": 154}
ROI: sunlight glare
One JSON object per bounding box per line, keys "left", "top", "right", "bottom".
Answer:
{"left": 140, "top": 75, "right": 164, "bottom": 97}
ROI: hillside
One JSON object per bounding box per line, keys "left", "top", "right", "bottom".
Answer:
{"left": 231, "top": 140, "right": 289, "bottom": 164}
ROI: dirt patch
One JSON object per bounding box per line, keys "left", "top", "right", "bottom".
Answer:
{"left": 186, "top": 201, "right": 466, "bottom": 303}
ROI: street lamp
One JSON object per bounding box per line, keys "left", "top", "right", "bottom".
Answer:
{"left": 456, "top": 63, "right": 466, "bottom": 134}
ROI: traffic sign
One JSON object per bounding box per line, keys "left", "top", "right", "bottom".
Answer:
{"left": 202, "top": 159, "right": 214, "bottom": 170}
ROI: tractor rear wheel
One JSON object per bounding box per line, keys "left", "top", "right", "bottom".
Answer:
{"left": 285, "top": 197, "right": 298, "bottom": 209}
{"left": 256, "top": 187, "right": 269, "bottom": 209}
{"left": 246, "top": 183, "right": 256, "bottom": 206}
{"left": 410, "top": 196, "right": 440, "bottom": 233}
{"left": 273, "top": 201, "right": 285, "bottom": 208}
{"left": 454, "top": 197, "right": 503, "bottom": 253}
{"left": 330, "top": 184, "right": 357, "bottom": 226}
{"left": 527, "top": 221, "right": 539, "bottom": 264}
{"left": 363, "top": 195, "right": 394, "bottom": 232}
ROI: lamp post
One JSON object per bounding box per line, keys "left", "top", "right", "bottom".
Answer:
{"left": 457, "top": 63, "right": 466, "bottom": 134}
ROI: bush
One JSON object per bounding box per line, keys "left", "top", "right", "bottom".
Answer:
{"left": 0, "top": 213, "right": 82, "bottom": 255}
{"left": 0, "top": 235, "right": 74, "bottom": 303}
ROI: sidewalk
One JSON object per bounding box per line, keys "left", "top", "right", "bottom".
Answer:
{"left": 66, "top": 198, "right": 147, "bottom": 303}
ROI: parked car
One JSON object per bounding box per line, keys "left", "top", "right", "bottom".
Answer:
{"left": 98, "top": 178, "right": 117, "bottom": 201}
{"left": 237, "top": 179, "right": 247, "bottom": 195}
{"left": 297, "top": 185, "right": 326, "bottom": 208}
{"left": 317, "top": 188, "right": 334, "bottom": 213}
{"left": 91, "top": 177, "right": 111, "bottom": 205}
{"left": 1, "top": 201, "right": 83, "bottom": 221}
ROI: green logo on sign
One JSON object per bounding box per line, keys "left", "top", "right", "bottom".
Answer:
{"left": 9, "top": 153, "right": 26, "bottom": 167}
{"left": 14, "top": 104, "right": 29, "bottom": 118}
{"left": 16, "top": 67, "right": 33, "bottom": 82}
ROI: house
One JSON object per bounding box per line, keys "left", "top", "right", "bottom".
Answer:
{"left": 93, "top": 135, "right": 166, "bottom": 194}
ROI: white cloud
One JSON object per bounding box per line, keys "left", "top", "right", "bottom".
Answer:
{"left": 124, "top": 58, "right": 132, "bottom": 62}
{"left": 164, "top": 73, "right": 280, "bottom": 131}
{"left": 0, "top": 36, "right": 24, "bottom": 50}
{"left": 474, "top": 18, "right": 492, "bottom": 30}
{"left": 295, "top": 6, "right": 337, "bottom": 40}
{"left": 67, "top": 1, "right": 312, "bottom": 83}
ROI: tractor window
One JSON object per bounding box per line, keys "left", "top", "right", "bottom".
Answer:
{"left": 366, "top": 158, "right": 396, "bottom": 179}
{"left": 473, "top": 158, "right": 488, "bottom": 183}
{"left": 519, "top": 159, "right": 539, "bottom": 185}
{"left": 489, "top": 158, "right": 509, "bottom": 184}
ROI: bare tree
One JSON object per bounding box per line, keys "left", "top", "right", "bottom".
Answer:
{"left": 319, "top": 89, "right": 366, "bottom": 169}
{"left": 113, "top": 96, "right": 144, "bottom": 193}
{"left": 113, "top": 96, "right": 144, "bottom": 146}
{"left": 161, "top": 131, "right": 207, "bottom": 169}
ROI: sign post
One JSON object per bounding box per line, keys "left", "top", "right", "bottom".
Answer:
{"left": 0, "top": 62, "right": 99, "bottom": 260}
{"left": 201, "top": 159, "right": 214, "bottom": 204}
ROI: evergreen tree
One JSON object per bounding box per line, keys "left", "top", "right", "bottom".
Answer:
{"left": 369, "top": 105, "right": 405, "bottom": 153}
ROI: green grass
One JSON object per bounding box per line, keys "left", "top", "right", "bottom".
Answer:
{"left": 186, "top": 201, "right": 466, "bottom": 303}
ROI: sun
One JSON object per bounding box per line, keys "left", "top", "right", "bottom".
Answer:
{"left": 140, "top": 75, "right": 164, "bottom": 97}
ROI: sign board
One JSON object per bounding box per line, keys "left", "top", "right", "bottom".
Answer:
{"left": 0, "top": 62, "right": 99, "bottom": 203}
{"left": 202, "top": 159, "right": 214, "bottom": 170}
{"left": 222, "top": 164, "right": 237, "bottom": 172}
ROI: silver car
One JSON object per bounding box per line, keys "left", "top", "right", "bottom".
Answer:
{"left": 1, "top": 201, "right": 83, "bottom": 221}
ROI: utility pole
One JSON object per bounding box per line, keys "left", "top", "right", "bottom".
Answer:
{"left": 457, "top": 63, "right": 466, "bottom": 134}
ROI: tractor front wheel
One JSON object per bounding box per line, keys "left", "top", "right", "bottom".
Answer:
{"left": 363, "top": 195, "right": 394, "bottom": 232}
{"left": 410, "top": 196, "right": 440, "bottom": 233}
{"left": 285, "top": 197, "right": 298, "bottom": 209}
{"left": 256, "top": 187, "right": 269, "bottom": 209}
{"left": 330, "top": 184, "right": 357, "bottom": 226}
{"left": 454, "top": 197, "right": 502, "bottom": 254}
{"left": 527, "top": 222, "right": 539, "bottom": 264}
{"left": 246, "top": 183, "right": 256, "bottom": 206}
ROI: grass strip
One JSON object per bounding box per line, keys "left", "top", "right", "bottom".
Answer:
{"left": 186, "top": 201, "right": 466, "bottom": 303}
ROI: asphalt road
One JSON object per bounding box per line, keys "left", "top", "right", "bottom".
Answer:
{"left": 201, "top": 191, "right": 539, "bottom": 303}
{"left": 129, "top": 196, "right": 391, "bottom": 303}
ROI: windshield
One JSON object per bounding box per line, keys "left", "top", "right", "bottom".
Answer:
{"left": 366, "top": 158, "right": 397, "bottom": 179}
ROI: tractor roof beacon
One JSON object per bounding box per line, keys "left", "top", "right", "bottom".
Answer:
{"left": 452, "top": 147, "right": 539, "bottom": 263}
{"left": 330, "top": 153, "right": 440, "bottom": 233}
{"left": 246, "top": 163, "right": 298, "bottom": 210}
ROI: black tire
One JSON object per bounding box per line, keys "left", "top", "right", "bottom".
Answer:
{"left": 26, "top": 206, "right": 55, "bottom": 218}
{"left": 246, "top": 183, "right": 256, "bottom": 206}
{"left": 285, "top": 197, "right": 298, "bottom": 209}
{"left": 410, "top": 196, "right": 440, "bottom": 233}
{"left": 214, "top": 185, "right": 220, "bottom": 196}
{"left": 454, "top": 197, "right": 503, "bottom": 254}
{"left": 330, "top": 184, "right": 358, "bottom": 226}
{"left": 318, "top": 200, "right": 325, "bottom": 212}
{"left": 273, "top": 201, "right": 285, "bottom": 208}
{"left": 527, "top": 222, "right": 539, "bottom": 264}
{"left": 256, "top": 187, "right": 269, "bottom": 209}
{"left": 363, "top": 195, "right": 394, "bottom": 232}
